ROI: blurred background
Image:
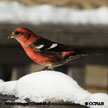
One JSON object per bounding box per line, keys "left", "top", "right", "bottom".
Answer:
{"left": 0, "top": 0, "right": 108, "bottom": 94}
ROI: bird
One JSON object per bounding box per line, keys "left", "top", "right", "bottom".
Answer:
{"left": 8, "top": 27, "right": 90, "bottom": 70}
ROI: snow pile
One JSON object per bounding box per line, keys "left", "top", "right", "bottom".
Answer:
{"left": 0, "top": 2, "right": 108, "bottom": 25}
{"left": 15, "top": 71, "right": 91, "bottom": 103}
{"left": 0, "top": 70, "right": 108, "bottom": 108}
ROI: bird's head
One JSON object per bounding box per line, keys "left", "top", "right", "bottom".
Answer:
{"left": 9, "top": 27, "right": 39, "bottom": 46}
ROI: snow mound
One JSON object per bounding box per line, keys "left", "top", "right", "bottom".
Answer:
{"left": 15, "top": 70, "right": 91, "bottom": 103}
{"left": 0, "top": 2, "right": 108, "bottom": 25}
{"left": 0, "top": 70, "right": 108, "bottom": 108}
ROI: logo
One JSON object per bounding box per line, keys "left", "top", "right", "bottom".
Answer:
{"left": 85, "top": 102, "right": 104, "bottom": 106}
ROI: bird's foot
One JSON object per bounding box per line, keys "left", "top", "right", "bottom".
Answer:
{"left": 41, "top": 66, "right": 53, "bottom": 71}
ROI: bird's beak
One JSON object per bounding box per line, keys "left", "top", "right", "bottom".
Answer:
{"left": 8, "top": 32, "right": 15, "bottom": 39}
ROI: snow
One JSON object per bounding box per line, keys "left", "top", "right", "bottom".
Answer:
{"left": 0, "top": 1, "right": 108, "bottom": 25}
{"left": 0, "top": 70, "right": 108, "bottom": 108}
{"left": 15, "top": 71, "right": 91, "bottom": 103}
{"left": 0, "top": 80, "right": 16, "bottom": 95}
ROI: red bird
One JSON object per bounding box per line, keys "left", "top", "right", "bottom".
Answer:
{"left": 9, "top": 27, "right": 88, "bottom": 70}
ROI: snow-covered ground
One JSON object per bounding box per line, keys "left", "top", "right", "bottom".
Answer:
{"left": 0, "top": 70, "right": 108, "bottom": 108}
{"left": 0, "top": 2, "right": 108, "bottom": 26}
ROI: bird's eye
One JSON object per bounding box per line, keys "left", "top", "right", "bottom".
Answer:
{"left": 15, "top": 31, "right": 22, "bottom": 35}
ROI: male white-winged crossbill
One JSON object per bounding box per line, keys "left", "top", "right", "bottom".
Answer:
{"left": 9, "top": 27, "right": 89, "bottom": 69}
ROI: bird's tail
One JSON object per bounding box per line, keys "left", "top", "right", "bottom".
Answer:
{"left": 63, "top": 49, "right": 100, "bottom": 63}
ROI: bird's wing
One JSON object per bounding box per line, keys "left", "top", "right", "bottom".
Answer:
{"left": 33, "top": 38, "right": 74, "bottom": 52}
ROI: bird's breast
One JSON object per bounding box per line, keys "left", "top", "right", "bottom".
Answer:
{"left": 22, "top": 46, "right": 54, "bottom": 65}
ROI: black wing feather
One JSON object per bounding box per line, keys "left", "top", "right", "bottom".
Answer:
{"left": 33, "top": 38, "right": 74, "bottom": 52}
